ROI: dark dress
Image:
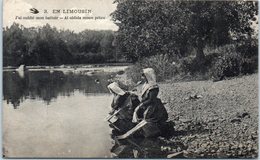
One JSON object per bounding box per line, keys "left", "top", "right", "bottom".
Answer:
{"left": 110, "top": 92, "right": 140, "bottom": 133}
{"left": 111, "top": 93, "right": 129, "bottom": 111}
{"left": 135, "top": 87, "right": 168, "bottom": 137}
{"left": 138, "top": 88, "right": 168, "bottom": 123}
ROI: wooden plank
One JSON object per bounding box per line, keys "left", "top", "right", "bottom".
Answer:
{"left": 116, "top": 120, "right": 148, "bottom": 139}
{"left": 104, "top": 108, "right": 122, "bottom": 121}
{"left": 167, "top": 151, "right": 183, "bottom": 158}
{"left": 107, "top": 120, "right": 121, "bottom": 131}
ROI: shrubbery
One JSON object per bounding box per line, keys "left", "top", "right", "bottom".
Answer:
{"left": 125, "top": 54, "right": 177, "bottom": 82}
{"left": 126, "top": 42, "right": 258, "bottom": 82}
{"left": 210, "top": 45, "right": 242, "bottom": 80}
{"left": 209, "top": 43, "right": 258, "bottom": 81}
{"left": 237, "top": 38, "right": 258, "bottom": 74}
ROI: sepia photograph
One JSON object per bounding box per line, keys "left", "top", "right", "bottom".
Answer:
{"left": 2, "top": 0, "right": 258, "bottom": 158}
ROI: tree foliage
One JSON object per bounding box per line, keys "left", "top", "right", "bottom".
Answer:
{"left": 3, "top": 23, "right": 121, "bottom": 66}
{"left": 111, "top": 0, "right": 258, "bottom": 61}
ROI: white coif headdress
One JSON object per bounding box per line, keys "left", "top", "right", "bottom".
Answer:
{"left": 141, "top": 68, "right": 158, "bottom": 96}
{"left": 107, "top": 82, "right": 126, "bottom": 96}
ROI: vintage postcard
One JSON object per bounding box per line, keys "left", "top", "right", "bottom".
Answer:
{"left": 2, "top": 0, "right": 258, "bottom": 158}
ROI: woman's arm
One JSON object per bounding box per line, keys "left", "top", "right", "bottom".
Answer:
{"left": 111, "top": 95, "right": 121, "bottom": 110}
{"left": 111, "top": 94, "right": 128, "bottom": 110}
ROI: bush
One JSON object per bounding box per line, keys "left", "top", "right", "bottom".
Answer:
{"left": 178, "top": 56, "right": 197, "bottom": 74}
{"left": 237, "top": 38, "right": 258, "bottom": 74}
{"left": 240, "top": 56, "right": 258, "bottom": 74}
{"left": 125, "top": 63, "right": 143, "bottom": 84}
{"left": 211, "top": 53, "right": 242, "bottom": 80}
{"left": 209, "top": 45, "right": 242, "bottom": 80}
{"left": 209, "top": 43, "right": 258, "bottom": 81}
{"left": 237, "top": 38, "right": 258, "bottom": 59}
{"left": 125, "top": 54, "right": 177, "bottom": 82}
{"left": 125, "top": 43, "right": 257, "bottom": 83}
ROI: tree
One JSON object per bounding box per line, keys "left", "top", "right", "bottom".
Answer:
{"left": 3, "top": 23, "right": 27, "bottom": 66}
{"left": 111, "top": 0, "right": 258, "bottom": 62}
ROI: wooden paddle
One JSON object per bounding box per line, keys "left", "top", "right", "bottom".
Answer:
{"left": 105, "top": 108, "right": 122, "bottom": 121}
{"left": 116, "top": 120, "right": 148, "bottom": 139}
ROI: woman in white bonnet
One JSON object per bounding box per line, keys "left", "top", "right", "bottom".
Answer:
{"left": 107, "top": 82, "right": 129, "bottom": 115}
{"left": 107, "top": 82, "right": 140, "bottom": 131}
{"left": 133, "top": 68, "right": 168, "bottom": 124}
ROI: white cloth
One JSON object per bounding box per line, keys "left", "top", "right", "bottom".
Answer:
{"left": 107, "top": 82, "right": 126, "bottom": 96}
{"left": 141, "top": 68, "right": 158, "bottom": 96}
{"left": 132, "top": 106, "right": 139, "bottom": 123}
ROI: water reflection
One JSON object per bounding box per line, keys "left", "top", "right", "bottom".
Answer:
{"left": 109, "top": 130, "right": 186, "bottom": 158}
{"left": 3, "top": 92, "right": 113, "bottom": 158}
{"left": 110, "top": 137, "right": 166, "bottom": 158}
{"left": 108, "top": 118, "right": 179, "bottom": 158}
{"left": 3, "top": 71, "right": 112, "bottom": 109}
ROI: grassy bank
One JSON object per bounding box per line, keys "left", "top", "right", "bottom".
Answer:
{"left": 159, "top": 74, "right": 258, "bottom": 158}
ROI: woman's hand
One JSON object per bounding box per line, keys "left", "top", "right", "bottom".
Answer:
{"left": 109, "top": 109, "right": 116, "bottom": 115}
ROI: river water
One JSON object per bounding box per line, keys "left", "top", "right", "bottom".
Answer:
{"left": 3, "top": 70, "right": 116, "bottom": 158}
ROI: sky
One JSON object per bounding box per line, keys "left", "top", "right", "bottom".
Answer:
{"left": 3, "top": 0, "right": 258, "bottom": 33}
{"left": 3, "top": 0, "right": 119, "bottom": 32}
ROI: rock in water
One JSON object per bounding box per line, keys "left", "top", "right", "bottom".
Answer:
{"left": 117, "top": 70, "right": 125, "bottom": 75}
{"left": 16, "top": 64, "right": 26, "bottom": 71}
{"left": 95, "top": 79, "right": 100, "bottom": 84}
{"left": 16, "top": 64, "right": 26, "bottom": 78}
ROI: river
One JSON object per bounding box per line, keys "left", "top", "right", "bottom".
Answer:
{"left": 3, "top": 69, "right": 117, "bottom": 158}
